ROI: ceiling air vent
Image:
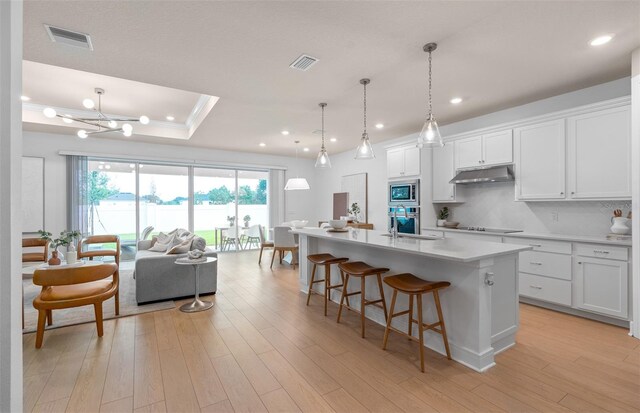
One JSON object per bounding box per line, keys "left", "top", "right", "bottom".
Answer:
{"left": 44, "top": 24, "right": 93, "bottom": 50}
{"left": 289, "top": 54, "right": 318, "bottom": 71}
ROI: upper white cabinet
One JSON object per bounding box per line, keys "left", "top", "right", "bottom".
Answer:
{"left": 432, "top": 143, "right": 460, "bottom": 202}
{"left": 387, "top": 145, "right": 420, "bottom": 179}
{"left": 514, "top": 119, "right": 566, "bottom": 200}
{"left": 455, "top": 130, "right": 512, "bottom": 169}
{"left": 567, "top": 106, "right": 631, "bottom": 199}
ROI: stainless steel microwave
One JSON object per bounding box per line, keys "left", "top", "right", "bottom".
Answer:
{"left": 389, "top": 180, "right": 419, "bottom": 205}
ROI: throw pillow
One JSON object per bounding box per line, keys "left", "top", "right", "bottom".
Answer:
{"left": 176, "top": 228, "right": 191, "bottom": 238}
{"left": 166, "top": 234, "right": 195, "bottom": 254}
{"left": 191, "top": 236, "right": 206, "bottom": 251}
{"left": 155, "top": 231, "right": 171, "bottom": 244}
{"left": 148, "top": 234, "right": 176, "bottom": 252}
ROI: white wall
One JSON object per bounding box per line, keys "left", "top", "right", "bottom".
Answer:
{"left": 319, "top": 77, "right": 632, "bottom": 234}
{"left": 0, "top": 0, "right": 23, "bottom": 410}
{"left": 22, "top": 131, "right": 318, "bottom": 237}
{"left": 631, "top": 49, "right": 640, "bottom": 338}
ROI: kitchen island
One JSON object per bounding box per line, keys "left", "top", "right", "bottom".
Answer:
{"left": 292, "top": 227, "right": 531, "bottom": 372}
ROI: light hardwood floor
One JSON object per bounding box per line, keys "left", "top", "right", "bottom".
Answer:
{"left": 23, "top": 250, "right": 640, "bottom": 413}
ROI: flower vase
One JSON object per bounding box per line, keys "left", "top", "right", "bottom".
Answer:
{"left": 610, "top": 217, "right": 630, "bottom": 235}
{"left": 48, "top": 250, "right": 61, "bottom": 266}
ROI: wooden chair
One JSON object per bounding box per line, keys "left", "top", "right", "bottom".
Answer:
{"left": 381, "top": 273, "right": 451, "bottom": 372}
{"left": 22, "top": 238, "right": 48, "bottom": 263}
{"left": 271, "top": 226, "right": 298, "bottom": 269}
{"left": 32, "top": 263, "right": 118, "bottom": 348}
{"left": 306, "top": 254, "right": 350, "bottom": 316}
{"left": 257, "top": 224, "right": 274, "bottom": 264}
{"left": 78, "top": 235, "right": 120, "bottom": 315}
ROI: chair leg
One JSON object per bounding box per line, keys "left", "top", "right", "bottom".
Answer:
{"left": 46, "top": 309, "right": 53, "bottom": 326}
{"left": 382, "top": 290, "right": 398, "bottom": 350}
{"left": 324, "top": 264, "right": 330, "bottom": 316}
{"left": 340, "top": 270, "right": 350, "bottom": 308}
{"left": 115, "top": 287, "right": 120, "bottom": 316}
{"left": 336, "top": 274, "right": 349, "bottom": 323}
{"left": 408, "top": 294, "right": 414, "bottom": 338}
{"left": 259, "top": 245, "right": 264, "bottom": 264}
{"left": 270, "top": 248, "right": 277, "bottom": 269}
{"left": 306, "top": 264, "right": 317, "bottom": 306}
{"left": 376, "top": 274, "right": 388, "bottom": 322}
{"left": 279, "top": 250, "right": 283, "bottom": 263}
{"left": 434, "top": 290, "right": 452, "bottom": 360}
{"left": 94, "top": 303, "right": 104, "bottom": 337}
{"left": 360, "top": 276, "right": 366, "bottom": 338}
{"left": 417, "top": 294, "right": 425, "bottom": 373}
{"left": 35, "top": 310, "right": 47, "bottom": 348}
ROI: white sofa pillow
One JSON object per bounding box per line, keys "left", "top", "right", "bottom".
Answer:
{"left": 149, "top": 234, "right": 176, "bottom": 252}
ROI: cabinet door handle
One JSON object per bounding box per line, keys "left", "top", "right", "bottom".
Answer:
{"left": 529, "top": 243, "right": 542, "bottom": 247}
{"left": 478, "top": 160, "right": 482, "bottom": 164}
{"left": 593, "top": 250, "right": 610, "bottom": 254}
{"left": 530, "top": 262, "right": 543, "bottom": 266}
{"left": 485, "top": 272, "right": 495, "bottom": 286}
{"left": 560, "top": 192, "right": 564, "bottom": 195}
{"left": 571, "top": 191, "right": 575, "bottom": 195}
{"left": 529, "top": 285, "right": 543, "bottom": 290}
{"left": 578, "top": 262, "right": 582, "bottom": 264}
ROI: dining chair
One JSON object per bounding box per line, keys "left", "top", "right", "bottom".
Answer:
{"left": 257, "top": 224, "right": 274, "bottom": 264}
{"left": 140, "top": 226, "right": 154, "bottom": 240}
{"left": 22, "top": 238, "right": 49, "bottom": 263}
{"left": 222, "top": 226, "right": 242, "bottom": 251}
{"left": 271, "top": 226, "right": 298, "bottom": 269}
{"left": 32, "top": 263, "right": 118, "bottom": 348}
{"left": 77, "top": 235, "right": 120, "bottom": 315}
{"left": 244, "top": 224, "right": 261, "bottom": 249}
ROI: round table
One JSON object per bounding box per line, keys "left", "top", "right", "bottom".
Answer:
{"left": 175, "top": 257, "right": 217, "bottom": 313}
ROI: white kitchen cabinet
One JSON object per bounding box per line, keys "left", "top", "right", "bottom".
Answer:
{"left": 387, "top": 145, "right": 420, "bottom": 179}
{"left": 567, "top": 105, "right": 631, "bottom": 199}
{"left": 454, "top": 136, "right": 482, "bottom": 169}
{"left": 432, "top": 143, "right": 460, "bottom": 202}
{"left": 574, "top": 256, "right": 628, "bottom": 319}
{"left": 514, "top": 119, "right": 566, "bottom": 200}
{"left": 455, "top": 130, "right": 512, "bottom": 170}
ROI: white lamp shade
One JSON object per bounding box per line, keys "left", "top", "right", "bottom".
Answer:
{"left": 284, "top": 177, "right": 310, "bottom": 191}
{"left": 354, "top": 133, "right": 375, "bottom": 159}
{"left": 417, "top": 117, "right": 443, "bottom": 148}
{"left": 315, "top": 149, "right": 331, "bottom": 168}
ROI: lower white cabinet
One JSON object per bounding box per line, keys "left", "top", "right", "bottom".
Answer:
{"left": 519, "top": 273, "right": 572, "bottom": 306}
{"left": 574, "top": 256, "right": 628, "bottom": 319}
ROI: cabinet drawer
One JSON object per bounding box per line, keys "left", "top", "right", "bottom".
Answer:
{"left": 575, "top": 243, "right": 628, "bottom": 261}
{"left": 519, "top": 251, "right": 572, "bottom": 280}
{"left": 519, "top": 273, "right": 572, "bottom": 306}
{"left": 504, "top": 237, "right": 571, "bottom": 255}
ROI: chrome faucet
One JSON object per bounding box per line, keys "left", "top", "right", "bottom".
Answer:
{"left": 390, "top": 204, "right": 409, "bottom": 239}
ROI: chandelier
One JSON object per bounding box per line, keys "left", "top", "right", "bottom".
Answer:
{"left": 42, "top": 88, "right": 150, "bottom": 139}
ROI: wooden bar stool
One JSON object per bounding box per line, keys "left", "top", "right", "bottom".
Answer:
{"left": 306, "top": 253, "right": 350, "bottom": 316}
{"left": 336, "top": 261, "right": 389, "bottom": 338}
{"left": 381, "top": 273, "right": 451, "bottom": 372}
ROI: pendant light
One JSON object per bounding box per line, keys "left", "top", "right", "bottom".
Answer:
{"left": 355, "top": 78, "right": 375, "bottom": 160}
{"left": 284, "top": 140, "right": 310, "bottom": 190}
{"left": 315, "top": 103, "right": 331, "bottom": 168}
{"left": 416, "top": 42, "right": 444, "bottom": 148}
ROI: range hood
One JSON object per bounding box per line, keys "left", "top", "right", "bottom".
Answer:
{"left": 449, "top": 165, "right": 514, "bottom": 184}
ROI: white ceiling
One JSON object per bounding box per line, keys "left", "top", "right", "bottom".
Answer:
{"left": 23, "top": 1, "right": 640, "bottom": 157}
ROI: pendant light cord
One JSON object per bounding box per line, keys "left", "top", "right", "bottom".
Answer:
{"left": 428, "top": 48, "right": 433, "bottom": 120}
{"left": 363, "top": 81, "right": 367, "bottom": 133}
{"left": 321, "top": 104, "right": 326, "bottom": 150}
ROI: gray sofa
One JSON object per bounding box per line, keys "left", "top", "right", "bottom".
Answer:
{"left": 134, "top": 239, "right": 218, "bottom": 304}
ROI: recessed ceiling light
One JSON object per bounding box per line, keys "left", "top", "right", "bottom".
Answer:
{"left": 375, "top": 123, "right": 384, "bottom": 129}
{"left": 450, "top": 97, "right": 463, "bottom": 104}
{"left": 590, "top": 34, "right": 613, "bottom": 46}
{"left": 166, "top": 115, "right": 175, "bottom": 121}
{"left": 259, "top": 143, "right": 266, "bottom": 147}
{"left": 20, "top": 95, "right": 30, "bottom": 101}
{"left": 281, "top": 130, "right": 290, "bottom": 135}
{"left": 303, "top": 147, "right": 310, "bottom": 152}
{"left": 330, "top": 138, "right": 337, "bottom": 142}
{"left": 129, "top": 163, "right": 135, "bottom": 168}
{"left": 82, "top": 98, "right": 95, "bottom": 109}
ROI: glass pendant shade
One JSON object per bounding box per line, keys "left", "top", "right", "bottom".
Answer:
{"left": 417, "top": 115, "right": 443, "bottom": 148}
{"left": 355, "top": 133, "right": 375, "bottom": 159}
{"left": 284, "top": 177, "right": 310, "bottom": 191}
{"left": 315, "top": 148, "right": 331, "bottom": 168}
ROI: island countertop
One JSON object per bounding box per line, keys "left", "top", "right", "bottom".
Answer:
{"left": 291, "top": 228, "right": 531, "bottom": 263}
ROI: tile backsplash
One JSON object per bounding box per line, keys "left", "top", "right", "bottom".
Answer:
{"left": 443, "top": 182, "right": 631, "bottom": 237}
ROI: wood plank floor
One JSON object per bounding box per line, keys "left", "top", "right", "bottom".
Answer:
{"left": 23, "top": 250, "right": 640, "bottom": 413}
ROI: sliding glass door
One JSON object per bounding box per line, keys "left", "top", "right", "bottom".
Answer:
{"left": 237, "top": 170, "right": 269, "bottom": 249}
{"left": 194, "top": 168, "right": 237, "bottom": 250}
{"left": 139, "top": 164, "right": 189, "bottom": 239}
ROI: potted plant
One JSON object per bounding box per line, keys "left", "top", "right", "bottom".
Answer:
{"left": 38, "top": 230, "right": 80, "bottom": 265}
{"left": 437, "top": 207, "right": 449, "bottom": 227}
{"left": 348, "top": 202, "right": 361, "bottom": 223}
{"left": 243, "top": 215, "right": 251, "bottom": 228}
{"left": 226, "top": 215, "right": 236, "bottom": 227}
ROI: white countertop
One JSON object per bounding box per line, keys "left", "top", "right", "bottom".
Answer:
{"left": 291, "top": 228, "right": 531, "bottom": 263}
{"left": 423, "top": 227, "right": 632, "bottom": 247}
